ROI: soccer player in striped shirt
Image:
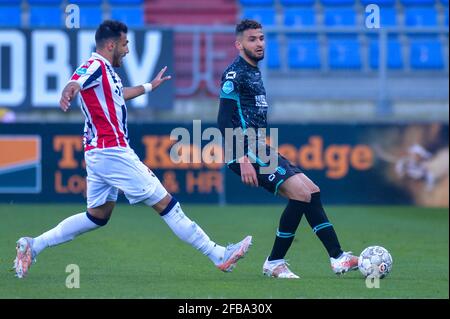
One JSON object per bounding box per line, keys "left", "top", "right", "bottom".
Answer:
{"left": 13, "top": 20, "right": 251, "bottom": 279}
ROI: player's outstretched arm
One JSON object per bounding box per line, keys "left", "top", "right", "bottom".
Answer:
{"left": 59, "top": 82, "right": 81, "bottom": 112}
{"left": 123, "top": 66, "right": 172, "bottom": 101}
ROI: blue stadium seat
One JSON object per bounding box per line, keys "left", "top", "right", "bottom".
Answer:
{"left": 284, "top": 8, "right": 316, "bottom": 26}
{"left": 441, "top": 0, "right": 448, "bottom": 5}
{"left": 0, "top": 6, "right": 21, "bottom": 27}
{"left": 288, "top": 38, "right": 321, "bottom": 69}
{"left": 324, "top": 7, "right": 356, "bottom": 26}
{"left": 111, "top": 7, "right": 144, "bottom": 27}
{"left": 280, "top": 0, "right": 315, "bottom": 5}
{"left": 69, "top": 0, "right": 103, "bottom": 4}
{"left": 242, "top": 8, "right": 276, "bottom": 26}
{"left": 410, "top": 39, "right": 444, "bottom": 69}
{"left": 328, "top": 38, "right": 362, "bottom": 69}
{"left": 266, "top": 35, "right": 281, "bottom": 69}
{"left": 28, "top": 0, "right": 61, "bottom": 4}
{"left": 369, "top": 38, "right": 403, "bottom": 69}
{"left": 365, "top": 6, "right": 397, "bottom": 27}
{"left": 444, "top": 10, "right": 449, "bottom": 26}
{"left": 360, "top": 0, "right": 396, "bottom": 5}
{"left": 400, "top": 0, "right": 436, "bottom": 5}
{"left": 109, "top": 0, "right": 143, "bottom": 4}
{"left": 0, "top": 0, "right": 21, "bottom": 3}
{"left": 405, "top": 7, "right": 438, "bottom": 27}
{"left": 78, "top": 6, "right": 103, "bottom": 28}
{"left": 239, "top": 0, "right": 274, "bottom": 5}
{"left": 321, "top": 0, "right": 355, "bottom": 5}
{"left": 29, "top": 6, "right": 62, "bottom": 27}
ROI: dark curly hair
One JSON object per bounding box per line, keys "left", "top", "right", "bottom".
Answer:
{"left": 95, "top": 20, "right": 128, "bottom": 48}
{"left": 235, "top": 19, "right": 263, "bottom": 36}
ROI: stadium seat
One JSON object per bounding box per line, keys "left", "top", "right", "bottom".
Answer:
{"left": 109, "top": 0, "right": 143, "bottom": 4}
{"left": 29, "top": 6, "right": 62, "bottom": 27}
{"left": 28, "top": 0, "right": 61, "bottom": 4}
{"left": 241, "top": 8, "right": 276, "bottom": 26}
{"left": 111, "top": 7, "right": 144, "bottom": 27}
{"left": 405, "top": 7, "right": 438, "bottom": 27}
{"left": 69, "top": 0, "right": 103, "bottom": 4}
{"left": 369, "top": 38, "right": 403, "bottom": 69}
{"left": 410, "top": 39, "right": 444, "bottom": 69}
{"left": 321, "top": 0, "right": 355, "bottom": 5}
{"left": 0, "top": 0, "right": 21, "bottom": 3}
{"left": 365, "top": 6, "right": 397, "bottom": 27}
{"left": 78, "top": 6, "right": 103, "bottom": 28}
{"left": 328, "top": 38, "right": 362, "bottom": 69}
{"left": 239, "top": 0, "right": 274, "bottom": 5}
{"left": 284, "top": 8, "right": 316, "bottom": 27}
{"left": 360, "top": 0, "right": 396, "bottom": 5}
{"left": 441, "top": 0, "right": 448, "bottom": 5}
{"left": 266, "top": 35, "right": 281, "bottom": 69}
{"left": 324, "top": 7, "right": 356, "bottom": 26}
{"left": 288, "top": 38, "right": 321, "bottom": 69}
{"left": 400, "top": 0, "right": 436, "bottom": 6}
{"left": 0, "top": 6, "right": 21, "bottom": 27}
{"left": 280, "top": 0, "right": 315, "bottom": 5}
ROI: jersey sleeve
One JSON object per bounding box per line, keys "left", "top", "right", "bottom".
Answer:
{"left": 68, "top": 60, "right": 102, "bottom": 91}
{"left": 219, "top": 70, "right": 240, "bottom": 101}
{"left": 217, "top": 97, "right": 236, "bottom": 136}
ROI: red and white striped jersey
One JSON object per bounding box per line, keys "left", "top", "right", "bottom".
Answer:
{"left": 69, "top": 52, "right": 129, "bottom": 151}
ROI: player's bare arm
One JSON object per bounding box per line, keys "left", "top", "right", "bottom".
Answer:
{"left": 123, "top": 66, "right": 172, "bottom": 101}
{"left": 59, "top": 81, "right": 81, "bottom": 112}
{"left": 239, "top": 156, "right": 258, "bottom": 187}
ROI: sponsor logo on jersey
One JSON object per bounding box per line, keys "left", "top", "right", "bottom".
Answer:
{"left": 225, "top": 71, "right": 236, "bottom": 80}
{"left": 75, "top": 67, "right": 87, "bottom": 75}
{"left": 222, "top": 80, "right": 234, "bottom": 94}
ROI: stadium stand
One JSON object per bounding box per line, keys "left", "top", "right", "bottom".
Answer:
{"left": 111, "top": 6, "right": 144, "bottom": 27}
{"left": 144, "top": 0, "right": 237, "bottom": 25}
{"left": 0, "top": 5, "right": 21, "bottom": 27}
{"left": 29, "top": 6, "right": 63, "bottom": 27}
{"left": 144, "top": 0, "right": 238, "bottom": 94}
{"left": 0, "top": 0, "right": 447, "bottom": 105}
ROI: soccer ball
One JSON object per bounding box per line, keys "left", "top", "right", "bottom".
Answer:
{"left": 358, "top": 246, "right": 393, "bottom": 279}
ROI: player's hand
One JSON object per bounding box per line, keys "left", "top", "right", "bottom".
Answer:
{"left": 150, "top": 66, "right": 172, "bottom": 91}
{"left": 59, "top": 83, "right": 79, "bottom": 112}
{"left": 240, "top": 161, "right": 259, "bottom": 187}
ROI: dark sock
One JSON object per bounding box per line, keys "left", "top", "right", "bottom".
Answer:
{"left": 268, "top": 199, "right": 304, "bottom": 261}
{"left": 304, "top": 192, "right": 343, "bottom": 259}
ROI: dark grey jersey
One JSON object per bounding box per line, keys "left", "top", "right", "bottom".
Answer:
{"left": 219, "top": 56, "right": 268, "bottom": 130}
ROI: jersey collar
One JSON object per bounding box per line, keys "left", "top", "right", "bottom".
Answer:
{"left": 238, "top": 55, "right": 259, "bottom": 70}
{"left": 91, "top": 52, "right": 113, "bottom": 68}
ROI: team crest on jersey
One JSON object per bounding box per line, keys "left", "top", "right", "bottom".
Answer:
{"left": 222, "top": 80, "right": 234, "bottom": 94}
{"left": 225, "top": 71, "right": 236, "bottom": 80}
{"left": 75, "top": 67, "right": 87, "bottom": 75}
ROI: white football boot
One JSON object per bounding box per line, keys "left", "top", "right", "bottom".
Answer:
{"left": 262, "top": 258, "right": 300, "bottom": 279}
{"left": 13, "top": 237, "right": 36, "bottom": 278}
{"left": 217, "top": 235, "right": 252, "bottom": 272}
{"left": 330, "top": 251, "right": 359, "bottom": 275}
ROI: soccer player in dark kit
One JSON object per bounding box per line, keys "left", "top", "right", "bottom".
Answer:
{"left": 217, "top": 19, "right": 359, "bottom": 279}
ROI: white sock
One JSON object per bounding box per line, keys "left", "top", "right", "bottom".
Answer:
{"left": 161, "top": 202, "right": 225, "bottom": 265}
{"left": 32, "top": 212, "right": 102, "bottom": 256}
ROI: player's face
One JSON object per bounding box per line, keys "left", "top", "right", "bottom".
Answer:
{"left": 239, "top": 28, "right": 265, "bottom": 63}
{"left": 112, "top": 33, "right": 129, "bottom": 67}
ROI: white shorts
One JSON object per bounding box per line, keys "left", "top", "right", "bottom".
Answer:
{"left": 85, "top": 147, "right": 168, "bottom": 208}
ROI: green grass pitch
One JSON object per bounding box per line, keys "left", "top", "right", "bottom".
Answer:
{"left": 0, "top": 204, "right": 448, "bottom": 299}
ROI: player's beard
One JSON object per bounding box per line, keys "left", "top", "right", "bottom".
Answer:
{"left": 243, "top": 47, "right": 264, "bottom": 64}
{"left": 112, "top": 49, "right": 123, "bottom": 67}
